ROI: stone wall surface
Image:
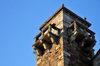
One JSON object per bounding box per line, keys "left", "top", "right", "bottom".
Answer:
{"left": 63, "top": 11, "right": 95, "bottom": 66}
{"left": 41, "top": 10, "right": 63, "bottom": 31}
{"left": 36, "top": 37, "right": 63, "bottom": 66}
{"left": 35, "top": 10, "right": 64, "bottom": 66}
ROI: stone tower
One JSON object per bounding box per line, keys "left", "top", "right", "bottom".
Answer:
{"left": 32, "top": 4, "right": 96, "bottom": 66}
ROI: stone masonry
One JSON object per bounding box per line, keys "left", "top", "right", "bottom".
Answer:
{"left": 32, "top": 4, "right": 99, "bottom": 66}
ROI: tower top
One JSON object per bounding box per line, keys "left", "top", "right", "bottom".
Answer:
{"left": 39, "top": 4, "right": 91, "bottom": 30}
{"left": 33, "top": 4, "right": 96, "bottom": 66}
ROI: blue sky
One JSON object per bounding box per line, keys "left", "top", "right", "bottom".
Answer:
{"left": 0, "top": 0, "right": 100, "bottom": 66}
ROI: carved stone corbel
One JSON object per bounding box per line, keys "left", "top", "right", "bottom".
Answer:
{"left": 36, "top": 49, "right": 43, "bottom": 56}
{"left": 43, "top": 42, "right": 51, "bottom": 50}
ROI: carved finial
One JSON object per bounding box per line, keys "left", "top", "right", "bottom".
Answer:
{"left": 61, "top": 4, "right": 64, "bottom": 8}
{"left": 84, "top": 17, "right": 87, "bottom": 20}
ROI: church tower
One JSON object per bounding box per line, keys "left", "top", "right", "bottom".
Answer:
{"left": 32, "top": 4, "right": 96, "bottom": 66}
